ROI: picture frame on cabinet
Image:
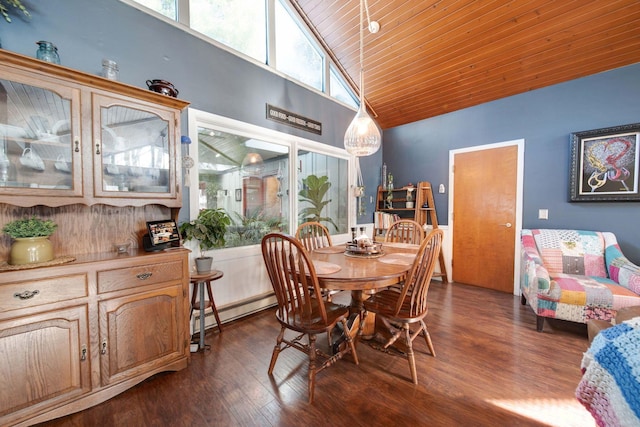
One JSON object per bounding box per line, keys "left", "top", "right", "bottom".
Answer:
{"left": 569, "top": 122, "right": 640, "bottom": 201}
{"left": 235, "top": 188, "right": 242, "bottom": 202}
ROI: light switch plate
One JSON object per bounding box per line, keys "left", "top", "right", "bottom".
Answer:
{"left": 538, "top": 209, "right": 549, "bottom": 220}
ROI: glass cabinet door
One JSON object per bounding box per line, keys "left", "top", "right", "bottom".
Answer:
{"left": 0, "top": 75, "right": 82, "bottom": 198}
{"left": 93, "top": 94, "right": 177, "bottom": 200}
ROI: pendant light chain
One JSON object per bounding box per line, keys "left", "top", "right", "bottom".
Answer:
{"left": 359, "top": 0, "right": 364, "bottom": 106}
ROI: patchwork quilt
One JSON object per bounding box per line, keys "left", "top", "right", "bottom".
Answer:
{"left": 520, "top": 229, "right": 640, "bottom": 325}
{"left": 577, "top": 318, "right": 640, "bottom": 426}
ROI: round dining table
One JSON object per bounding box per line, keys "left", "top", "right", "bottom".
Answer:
{"left": 307, "top": 242, "right": 419, "bottom": 314}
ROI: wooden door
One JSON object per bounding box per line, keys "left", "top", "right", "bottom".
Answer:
{"left": 452, "top": 144, "right": 518, "bottom": 293}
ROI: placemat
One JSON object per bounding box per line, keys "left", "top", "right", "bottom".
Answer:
{"left": 383, "top": 242, "right": 420, "bottom": 249}
{"left": 0, "top": 255, "right": 76, "bottom": 271}
{"left": 378, "top": 253, "right": 415, "bottom": 266}
{"left": 312, "top": 260, "right": 342, "bottom": 274}
{"left": 313, "top": 245, "right": 346, "bottom": 254}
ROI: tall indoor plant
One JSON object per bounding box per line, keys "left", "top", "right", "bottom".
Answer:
{"left": 298, "top": 174, "right": 338, "bottom": 231}
{"left": 179, "top": 208, "right": 231, "bottom": 273}
{"left": 2, "top": 216, "right": 57, "bottom": 265}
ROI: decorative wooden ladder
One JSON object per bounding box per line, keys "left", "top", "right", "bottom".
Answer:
{"left": 414, "top": 181, "right": 449, "bottom": 283}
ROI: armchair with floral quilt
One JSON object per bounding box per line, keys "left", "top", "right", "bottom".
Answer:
{"left": 520, "top": 229, "right": 640, "bottom": 332}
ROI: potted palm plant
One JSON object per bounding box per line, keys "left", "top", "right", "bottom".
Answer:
{"left": 179, "top": 208, "right": 231, "bottom": 273}
{"left": 2, "top": 216, "right": 57, "bottom": 265}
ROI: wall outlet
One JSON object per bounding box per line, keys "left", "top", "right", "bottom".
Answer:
{"left": 538, "top": 209, "right": 549, "bottom": 220}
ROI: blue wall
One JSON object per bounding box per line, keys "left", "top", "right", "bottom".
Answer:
{"left": 383, "top": 64, "right": 640, "bottom": 262}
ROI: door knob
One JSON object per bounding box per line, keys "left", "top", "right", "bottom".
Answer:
{"left": 500, "top": 222, "right": 512, "bottom": 228}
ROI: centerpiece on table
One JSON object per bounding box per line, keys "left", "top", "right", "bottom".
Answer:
{"left": 179, "top": 208, "right": 231, "bottom": 274}
{"left": 2, "top": 216, "right": 57, "bottom": 265}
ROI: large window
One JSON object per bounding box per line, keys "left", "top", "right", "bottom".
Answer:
{"left": 133, "top": 0, "right": 177, "bottom": 19}
{"left": 190, "top": 0, "right": 266, "bottom": 63}
{"left": 188, "top": 109, "right": 351, "bottom": 248}
{"left": 125, "top": 0, "right": 357, "bottom": 107}
{"left": 273, "top": 0, "right": 322, "bottom": 91}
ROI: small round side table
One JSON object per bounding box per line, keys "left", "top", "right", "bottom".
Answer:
{"left": 190, "top": 270, "right": 224, "bottom": 350}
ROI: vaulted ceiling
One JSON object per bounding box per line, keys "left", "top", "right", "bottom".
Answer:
{"left": 290, "top": 0, "right": 640, "bottom": 130}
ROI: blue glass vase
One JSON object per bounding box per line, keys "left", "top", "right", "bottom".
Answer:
{"left": 36, "top": 41, "right": 60, "bottom": 64}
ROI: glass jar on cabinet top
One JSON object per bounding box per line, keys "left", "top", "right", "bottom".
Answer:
{"left": 36, "top": 41, "right": 61, "bottom": 64}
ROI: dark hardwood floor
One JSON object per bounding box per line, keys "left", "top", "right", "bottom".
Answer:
{"left": 37, "top": 282, "right": 595, "bottom": 427}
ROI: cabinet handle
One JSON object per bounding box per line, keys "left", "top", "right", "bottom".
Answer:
{"left": 95, "top": 143, "right": 101, "bottom": 155}
{"left": 81, "top": 345, "right": 87, "bottom": 361}
{"left": 74, "top": 140, "right": 80, "bottom": 152}
{"left": 136, "top": 272, "right": 152, "bottom": 280}
{"left": 13, "top": 290, "right": 39, "bottom": 300}
{"left": 101, "top": 340, "right": 107, "bottom": 355}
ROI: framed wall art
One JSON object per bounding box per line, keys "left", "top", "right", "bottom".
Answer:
{"left": 569, "top": 123, "right": 640, "bottom": 201}
{"left": 235, "top": 188, "right": 242, "bottom": 202}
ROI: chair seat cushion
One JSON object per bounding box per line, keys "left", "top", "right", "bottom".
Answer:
{"left": 536, "top": 273, "right": 640, "bottom": 324}
{"left": 544, "top": 273, "right": 640, "bottom": 309}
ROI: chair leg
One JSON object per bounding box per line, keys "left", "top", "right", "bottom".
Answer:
{"left": 308, "top": 334, "right": 317, "bottom": 403}
{"left": 268, "top": 326, "right": 285, "bottom": 375}
{"left": 403, "top": 324, "right": 418, "bottom": 384}
{"left": 340, "top": 318, "right": 359, "bottom": 365}
{"left": 419, "top": 319, "right": 436, "bottom": 357}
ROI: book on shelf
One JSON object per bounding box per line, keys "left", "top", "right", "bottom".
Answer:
{"left": 374, "top": 211, "right": 399, "bottom": 231}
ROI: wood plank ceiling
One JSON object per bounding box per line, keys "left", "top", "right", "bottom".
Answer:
{"left": 290, "top": 0, "right": 640, "bottom": 130}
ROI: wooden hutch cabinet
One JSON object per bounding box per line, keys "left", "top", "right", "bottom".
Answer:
{"left": 0, "top": 50, "right": 191, "bottom": 426}
{"left": 0, "top": 51, "right": 185, "bottom": 207}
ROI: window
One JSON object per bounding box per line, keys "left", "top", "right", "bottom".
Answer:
{"left": 188, "top": 109, "right": 352, "bottom": 248}
{"left": 190, "top": 0, "right": 266, "bottom": 63}
{"left": 273, "top": 0, "right": 322, "bottom": 91}
{"left": 330, "top": 65, "right": 358, "bottom": 108}
{"left": 297, "top": 150, "right": 348, "bottom": 233}
{"left": 133, "top": 0, "right": 177, "bottom": 19}
{"left": 125, "top": 0, "right": 356, "bottom": 107}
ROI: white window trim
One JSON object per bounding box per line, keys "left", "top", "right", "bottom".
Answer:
{"left": 186, "top": 108, "right": 357, "bottom": 242}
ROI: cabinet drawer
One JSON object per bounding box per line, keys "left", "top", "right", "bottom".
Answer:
{"left": 98, "top": 260, "right": 184, "bottom": 294}
{"left": 0, "top": 274, "right": 88, "bottom": 311}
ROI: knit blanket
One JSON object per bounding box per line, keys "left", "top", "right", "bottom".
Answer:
{"left": 576, "top": 318, "right": 640, "bottom": 426}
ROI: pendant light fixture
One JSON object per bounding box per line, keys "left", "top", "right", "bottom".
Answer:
{"left": 344, "top": 0, "right": 382, "bottom": 157}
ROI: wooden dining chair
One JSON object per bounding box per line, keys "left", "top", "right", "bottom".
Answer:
{"left": 295, "top": 221, "right": 337, "bottom": 301}
{"left": 261, "top": 232, "right": 359, "bottom": 403}
{"left": 362, "top": 229, "right": 443, "bottom": 384}
{"left": 295, "top": 221, "right": 333, "bottom": 251}
{"left": 384, "top": 219, "right": 425, "bottom": 245}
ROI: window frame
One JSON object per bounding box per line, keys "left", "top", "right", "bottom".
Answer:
{"left": 187, "top": 108, "right": 357, "bottom": 247}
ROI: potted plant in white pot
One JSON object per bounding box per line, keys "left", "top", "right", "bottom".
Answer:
{"left": 179, "top": 208, "right": 231, "bottom": 273}
{"left": 2, "top": 216, "right": 57, "bottom": 265}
